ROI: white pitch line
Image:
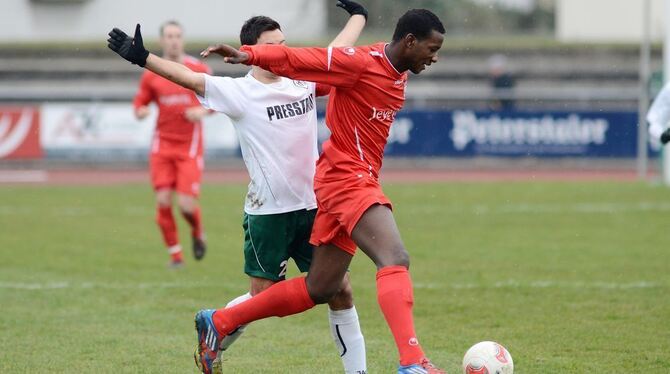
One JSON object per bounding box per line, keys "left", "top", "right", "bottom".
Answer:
{"left": 413, "top": 280, "right": 662, "bottom": 290}
{"left": 408, "top": 201, "right": 670, "bottom": 215}
{"left": 2, "top": 201, "right": 669, "bottom": 217}
{"left": 0, "top": 170, "right": 48, "bottom": 183}
{"left": 492, "top": 202, "right": 670, "bottom": 214}
{"left": 0, "top": 280, "right": 661, "bottom": 291}
{"left": 0, "top": 205, "right": 151, "bottom": 216}
{"left": 0, "top": 281, "right": 228, "bottom": 290}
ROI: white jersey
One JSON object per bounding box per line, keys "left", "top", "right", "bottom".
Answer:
{"left": 648, "top": 82, "right": 670, "bottom": 141}
{"left": 197, "top": 72, "right": 320, "bottom": 215}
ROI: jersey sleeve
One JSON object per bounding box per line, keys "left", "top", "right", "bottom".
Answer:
{"left": 315, "top": 83, "right": 333, "bottom": 97}
{"left": 196, "top": 74, "right": 246, "bottom": 118}
{"left": 133, "top": 72, "right": 154, "bottom": 109}
{"left": 241, "top": 44, "right": 368, "bottom": 89}
{"left": 647, "top": 82, "right": 670, "bottom": 139}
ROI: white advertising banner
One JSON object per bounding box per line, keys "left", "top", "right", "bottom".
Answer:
{"left": 40, "top": 103, "right": 239, "bottom": 152}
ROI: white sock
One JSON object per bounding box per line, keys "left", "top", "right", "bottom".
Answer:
{"left": 219, "top": 292, "right": 252, "bottom": 351}
{"left": 329, "top": 306, "right": 367, "bottom": 374}
{"left": 167, "top": 244, "right": 182, "bottom": 254}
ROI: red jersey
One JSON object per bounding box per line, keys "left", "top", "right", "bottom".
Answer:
{"left": 241, "top": 43, "right": 407, "bottom": 178}
{"left": 133, "top": 56, "right": 212, "bottom": 152}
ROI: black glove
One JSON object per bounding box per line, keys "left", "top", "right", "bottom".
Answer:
{"left": 661, "top": 128, "right": 670, "bottom": 145}
{"left": 336, "top": 0, "right": 368, "bottom": 20}
{"left": 107, "top": 24, "right": 150, "bottom": 67}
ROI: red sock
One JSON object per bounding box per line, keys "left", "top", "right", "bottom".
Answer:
{"left": 156, "top": 205, "right": 178, "bottom": 247}
{"left": 377, "top": 265, "right": 425, "bottom": 366}
{"left": 181, "top": 207, "right": 203, "bottom": 239}
{"left": 212, "top": 277, "right": 315, "bottom": 336}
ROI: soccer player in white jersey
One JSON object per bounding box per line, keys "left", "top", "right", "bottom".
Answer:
{"left": 108, "top": 1, "right": 369, "bottom": 373}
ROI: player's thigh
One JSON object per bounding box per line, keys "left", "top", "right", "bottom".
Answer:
{"left": 150, "top": 152, "right": 177, "bottom": 192}
{"left": 351, "top": 203, "right": 409, "bottom": 269}
{"left": 288, "top": 209, "right": 317, "bottom": 273}
{"left": 175, "top": 155, "right": 203, "bottom": 198}
{"left": 242, "top": 212, "right": 291, "bottom": 282}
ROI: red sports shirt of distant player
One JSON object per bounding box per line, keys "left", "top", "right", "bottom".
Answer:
{"left": 133, "top": 20, "right": 212, "bottom": 267}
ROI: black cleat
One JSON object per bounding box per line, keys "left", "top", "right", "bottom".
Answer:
{"left": 193, "top": 236, "right": 207, "bottom": 260}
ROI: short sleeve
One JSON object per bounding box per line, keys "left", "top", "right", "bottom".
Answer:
{"left": 196, "top": 75, "right": 246, "bottom": 118}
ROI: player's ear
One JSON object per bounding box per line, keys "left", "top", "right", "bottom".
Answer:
{"left": 404, "top": 33, "right": 417, "bottom": 49}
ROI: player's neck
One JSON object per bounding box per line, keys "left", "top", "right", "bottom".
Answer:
{"left": 252, "top": 67, "right": 282, "bottom": 84}
{"left": 384, "top": 43, "right": 408, "bottom": 74}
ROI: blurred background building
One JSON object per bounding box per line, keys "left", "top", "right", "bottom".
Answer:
{"left": 0, "top": 0, "right": 663, "bottom": 177}
{"left": 0, "top": 0, "right": 327, "bottom": 42}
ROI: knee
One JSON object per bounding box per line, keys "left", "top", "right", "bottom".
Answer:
{"left": 155, "top": 190, "right": 172, "bottom": 207}
{"left": 178, "top": 204, "right": 193, "bottom": 214}
{"left": 394, "top": 247, "right": 410, "bottom": 268}
{"left": 376, "top": 244, "right": 410, "bottom": 269}
{"left": 177, "top": 196, "right": 197, "bottom": 213}
{"left": 305, "top": 277, "right": 340, "bottom": 305}
{"left": 156, "top": 196, "right": 171, "bottom": 208}
{"left": 329, "top": 280, "right": 354, "bottom": 310}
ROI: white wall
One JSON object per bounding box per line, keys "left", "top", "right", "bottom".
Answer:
{"left": 1, "top": 0, "right": 326, "bottom": 42}
{"left": 557, "top": 0, "right": 665, "bottom": 42}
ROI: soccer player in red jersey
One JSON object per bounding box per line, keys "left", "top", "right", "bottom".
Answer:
{"left": 193, "top": 9, "right": 446, "bottom": 373}
{"left": 108, "top": 7, "right": 445, "bottom": 374}
{"left": 133, "top": 20, "right": 212, "bottom": 266}
{"left": 195, "top": 9, "right": 445, "bottom": 373}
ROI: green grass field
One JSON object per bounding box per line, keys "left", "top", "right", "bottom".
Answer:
{"left": 1, "top": 181, "right": 669, "bottom": 373}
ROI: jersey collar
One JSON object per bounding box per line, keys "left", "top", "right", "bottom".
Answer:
{"left": 382, "top": 43, "right": 403, "bottom": 77}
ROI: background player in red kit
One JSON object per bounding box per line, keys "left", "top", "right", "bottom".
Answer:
{"left": 109, "top": 7, "right": 445, "bottom": 374}
{"left": 133, "top": 20, "right": 212, "bottom": 266}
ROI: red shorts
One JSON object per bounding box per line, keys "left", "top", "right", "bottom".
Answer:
{"left": 309, "top": 171, "right": 392, "bottom": 255}
{"left": 149, "top": 140, "right": 204, "bottom": 197}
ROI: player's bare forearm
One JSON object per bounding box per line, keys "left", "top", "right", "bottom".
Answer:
{"left": 144, "top": 54, "right": 206, "bottom": 96}
{"left": 108, "top": 24, "right": 205, "bottom": 96}
{"left": 329, "top": 15, "right": 366, "bottom": 48}
{"left": 185, "top": 106, "right": 212, "bottom": 122}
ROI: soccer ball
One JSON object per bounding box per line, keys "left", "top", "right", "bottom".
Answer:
{"left": 462, "top": 341, "right": 514, "bottom": 374}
